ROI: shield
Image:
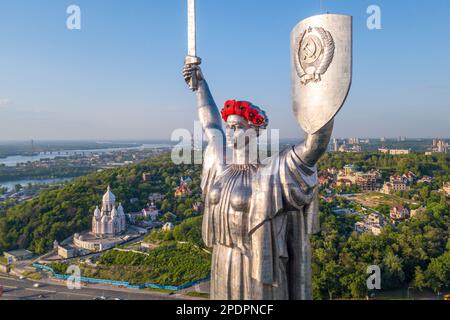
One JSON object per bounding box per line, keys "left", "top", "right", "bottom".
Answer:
{"left": 291, "top": 14, "right": 352, "bottom": 134}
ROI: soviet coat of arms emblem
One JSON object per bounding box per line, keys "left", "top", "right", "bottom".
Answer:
{"left": 295, "top": 26, "right": 335, "bottom": 85}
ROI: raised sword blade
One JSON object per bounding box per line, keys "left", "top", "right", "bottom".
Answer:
{"left": 186, "top": 0, "right": 201, "bottom": 91}
{"left": 187, "top": 0, "right": 197, "bottom": 58}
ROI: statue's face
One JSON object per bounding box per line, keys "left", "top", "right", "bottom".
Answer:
{"left": 226, "top": 115, "right": 255, "bottom": 149}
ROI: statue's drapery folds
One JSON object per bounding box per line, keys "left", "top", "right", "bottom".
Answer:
{"left": 201, "top": 145, "right": 320, "bottom": 299}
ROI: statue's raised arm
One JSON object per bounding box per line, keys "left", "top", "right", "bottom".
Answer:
{"left": 183, "top": 64, "right": 225, "bottom": 164}
{"left": 183, "top": 65, "right": 224, "bottom": 141}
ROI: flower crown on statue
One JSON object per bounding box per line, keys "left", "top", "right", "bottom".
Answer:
{"left": 221, "top": 100, "right": 269, "bottom": 129}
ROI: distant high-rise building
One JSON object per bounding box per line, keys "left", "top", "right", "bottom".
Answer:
{"left": 333, "top": 138, "right": 339, "bottom": 152}
{"left": 433, "top": 139, "right": 448, "bottom": 153}
{"left": 433, "top": 139, "right": 438, "bottom": 148}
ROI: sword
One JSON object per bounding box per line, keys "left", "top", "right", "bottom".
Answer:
{"left": 185, "top": 0, "right": 201, "bottom": 91}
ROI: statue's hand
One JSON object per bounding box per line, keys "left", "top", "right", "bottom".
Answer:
{"left": 183, "top": 62, "right": 204, "bottom": 91}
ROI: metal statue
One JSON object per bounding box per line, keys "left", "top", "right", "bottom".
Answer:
{"left": 183, "top": 11, "right": 352, "bottom": 300}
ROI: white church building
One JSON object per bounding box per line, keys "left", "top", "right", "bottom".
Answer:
{"left": 58, "top": 186, "right": 143, "bottom": 255}
{"left": 92, "top": 186, "right": 127, "bottom": 237}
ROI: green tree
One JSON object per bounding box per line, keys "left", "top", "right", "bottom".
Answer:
{"left": 425, "top": 251, "right": 450, "bottom": 293}
{"left": 412, "top": 266, "right": 426, "bottom": 290}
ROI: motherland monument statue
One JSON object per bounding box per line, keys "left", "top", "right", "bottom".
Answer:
{"left": 182, "top": 0, "right": 352, "bottom": 300}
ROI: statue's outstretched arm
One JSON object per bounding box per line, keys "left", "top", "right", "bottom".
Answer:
{"left": 183, "top": 64, "right": 224, "bottom": 143}
{"left": 294, "top": 119, "right": 334, "bottom": 167}
{"left": 196, "top": 80, "right": 224, "bottom": 139}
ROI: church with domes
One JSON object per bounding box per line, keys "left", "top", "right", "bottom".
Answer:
{"left": 92, "top": 186, "right": 127, "bottom": 237}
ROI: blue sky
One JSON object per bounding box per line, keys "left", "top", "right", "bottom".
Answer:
{"left": 0, "top": 0, "right": 449, "bottom": 140}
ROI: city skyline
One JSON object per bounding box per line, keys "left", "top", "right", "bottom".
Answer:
{"left": 0, "top": 0, "right": 449, "bottom": 140}
{"left": 0, "top": 137, "right": 449, "bottom": 143}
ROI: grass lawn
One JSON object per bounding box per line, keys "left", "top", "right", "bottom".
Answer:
{"left": 22, "top": 270, "right": 43, "bottom": 280}
{"left": 143, "top": 287, "right": 174, "bottom": 294}
{"left": 56, "top": 241, "right": 211, "bottom": 287}
{"left": 352, "top": 192, "right": 415, "bottom": 208}
{"left": 184, "top": 291, "right": 209, "bottom": 299}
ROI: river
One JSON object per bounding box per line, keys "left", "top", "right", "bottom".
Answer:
{"left": 0, "top": 178, "right": 74, "bottom": 192}
{"left": 0, "top": 143, "right": 170, "bottom": 167}
{"left": 0, "top": 143, "right": 171, "bottom": 191}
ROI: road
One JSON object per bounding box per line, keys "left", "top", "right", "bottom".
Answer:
{"left": 0, "top": 274, "right": 184, "bottom": 300}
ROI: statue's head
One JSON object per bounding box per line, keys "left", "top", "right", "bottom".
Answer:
{"left": 221, "top": 100, "right": 268, "bottom": 149}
